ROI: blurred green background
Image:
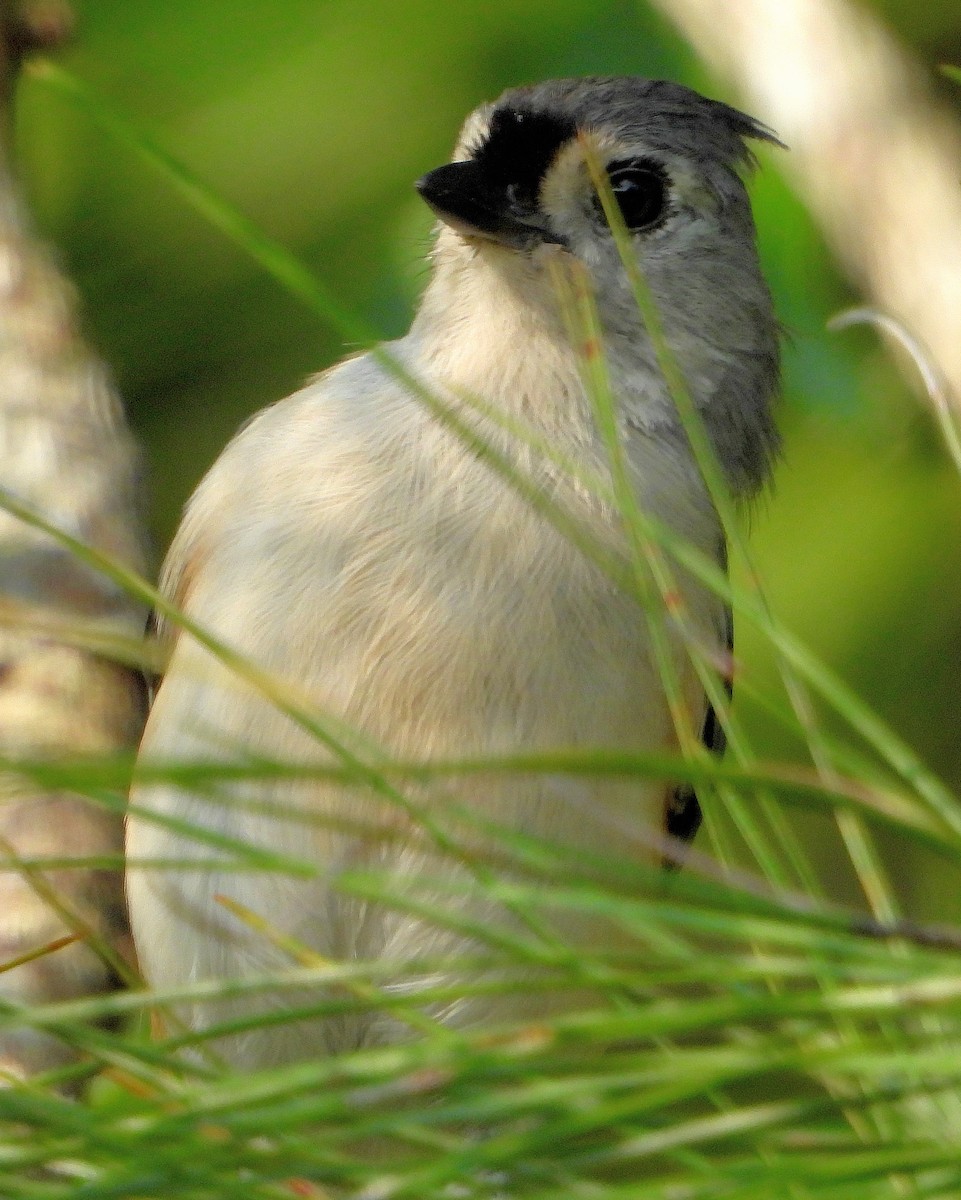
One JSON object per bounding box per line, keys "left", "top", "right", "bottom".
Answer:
{"left": 14, "top": 1, "right": 961, "bottom": 918}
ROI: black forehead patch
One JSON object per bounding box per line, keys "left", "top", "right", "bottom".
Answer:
{"left": 470, "top": 105, "right": 576, "bottom": 204}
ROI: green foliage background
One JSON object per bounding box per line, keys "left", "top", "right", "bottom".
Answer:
{"left": 15, "top": 0, "right": 961, "bottom": 925}
{"left": 5, "top": 5, "right": 961, "bottom": 1194}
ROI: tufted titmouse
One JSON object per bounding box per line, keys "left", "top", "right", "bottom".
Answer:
{"left": 126, "top": 77, "right": 780, "bottom": 1067}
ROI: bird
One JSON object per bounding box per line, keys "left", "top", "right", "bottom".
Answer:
{"left": 126, "top": 76, "right": 781, "bottom": 1069}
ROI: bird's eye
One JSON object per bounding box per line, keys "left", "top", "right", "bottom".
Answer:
{"left": 599, "top": 159, "right": 669, "bottom": 232}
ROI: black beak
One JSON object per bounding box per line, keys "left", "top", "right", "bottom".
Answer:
{"left": 416, "top": 161, "right": 549, "bottom": 249}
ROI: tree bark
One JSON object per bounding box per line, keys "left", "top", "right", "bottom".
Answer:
{"left": 0, "top": 0, "right": 148, "bottom": 1088}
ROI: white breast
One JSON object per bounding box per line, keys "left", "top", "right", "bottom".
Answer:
{"left": 127, "top": 329, "right": 722, "bottom": 1065}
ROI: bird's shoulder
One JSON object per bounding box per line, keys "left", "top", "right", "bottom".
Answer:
{"left": 155, "top": 348, "right": 420, "bottom": 631}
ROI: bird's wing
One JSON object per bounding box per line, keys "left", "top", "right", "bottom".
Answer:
{"left": 663, "top": 601, "right": 732, "bottom": 864}
{"left": 141, "top": 538, "right": 202, "bottom": 704}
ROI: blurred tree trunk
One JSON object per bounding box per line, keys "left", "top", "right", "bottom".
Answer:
{"left": 653, "top": 0, "right": 961, "bottom": 411}
{"left": 0, "top": 0, "right": 148, "bottom": 1088}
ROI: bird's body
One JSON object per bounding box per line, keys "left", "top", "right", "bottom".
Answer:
{"left": 127, "top": 77, "right": 780, "bottom": 1067}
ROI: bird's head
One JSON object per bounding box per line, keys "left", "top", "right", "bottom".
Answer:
{"left": 415, "top": 77, "right": 783, "bottom": 493}
{"left": 418, "top": 76, "right": 780, "bottom": 289}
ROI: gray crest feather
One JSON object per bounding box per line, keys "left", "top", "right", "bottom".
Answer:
{"left": 496, "top": 76, "right": 784, "bottom": 171}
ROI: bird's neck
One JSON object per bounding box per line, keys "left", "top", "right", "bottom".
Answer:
{"left": 409, "top": 232, "right": 777, "bottom": 499}
{"left": 410, "top": 236, "right": 584, "bottom": 430}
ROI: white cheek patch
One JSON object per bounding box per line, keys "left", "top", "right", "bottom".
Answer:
{"left": 538, "top": 129, "right": 621, "bottom": 229}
